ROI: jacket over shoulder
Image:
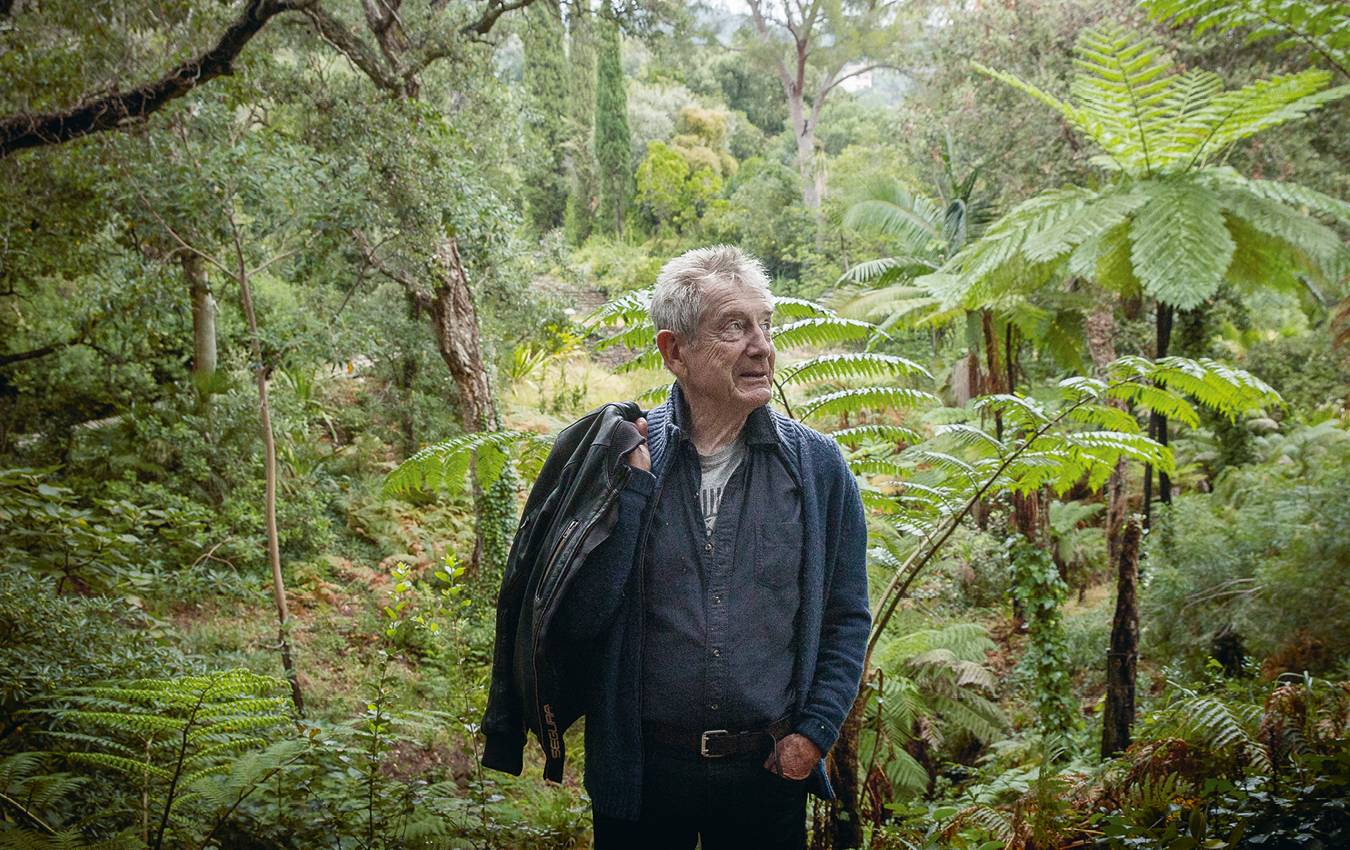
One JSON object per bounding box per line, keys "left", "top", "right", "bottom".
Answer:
{"left": 480, "top": 401, "right": 644, "bottom": 780}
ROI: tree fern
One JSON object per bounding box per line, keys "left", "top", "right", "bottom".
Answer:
{"left": 944, "top": 25, "right": 1350, "bottom": 318}
{"left": 26, "top": 670, "right": 299, "bottom": 850}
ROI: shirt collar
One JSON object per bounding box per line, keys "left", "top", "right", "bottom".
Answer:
{"left": 667, "top": 381, "right": 780, "bottom": 447}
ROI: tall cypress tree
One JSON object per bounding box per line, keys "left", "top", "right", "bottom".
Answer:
{"left": 595, "top": 0, "right": 631, "bottom": 239}
{"left": 564, "top": 0, "right": 597, "bottom": 245}
{"left": 522, "top": 2, "right": 569, "bottom": 234}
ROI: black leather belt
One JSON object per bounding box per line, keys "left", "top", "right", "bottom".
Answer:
{"left": 644, "top": 716, "right": 794, "bottom": 758}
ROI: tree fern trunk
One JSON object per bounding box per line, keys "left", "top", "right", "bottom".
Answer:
{"left": 1102, "top": 518, "right": 1141, "bottom": 758}
{"left": 1143, "top": 303, "right": 1174, "bottom": 528}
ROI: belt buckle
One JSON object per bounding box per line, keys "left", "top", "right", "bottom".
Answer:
{"left": 700, "top": 729, "right": 729, "bottom": 758}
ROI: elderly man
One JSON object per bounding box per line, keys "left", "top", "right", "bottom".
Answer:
{"left": 483, "top": 245, "right": 870, "bottom": 849}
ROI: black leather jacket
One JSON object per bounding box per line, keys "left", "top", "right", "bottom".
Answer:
{"left": 480, "top": 402, "right": 644, "bottom": 781}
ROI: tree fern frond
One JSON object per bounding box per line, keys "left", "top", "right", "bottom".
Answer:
{"left": 585, "top": 287, "right": 651, "bottom": 328}
{"left": 1070, "top": 25, "right": 1176, "bottom": 174}
{"left": 1198, "top": 73, "right": 1345, "bottom": 162}
{"left": 772, "top": 296, "right": 836, "bottom": 320}
{"left": 383, "top": 430, "right": 551, "bottom": 497}
{"left": 1022, "top": 189, "right": 1148, "bottom": 262}
{"left": 66, "top": 752, "right": 175, "bottom": 782}
{"left": 1129, "top": 181, "right": 1235, "bottom": 309}
{"left": 770, "top": 316, "right": 879, "bottom": 350}
{"left": 1219, "top": 191, "right": 1350, "bottom": 283}
{"left": 932, "top": 423, "right": 1007, "bottom": 454}
{"left": 1105, "top": 381, "right": 1201, "bottom": 428}
{"left": 614, "top": 347, "right": 665, "bottom": 374}
{"left": 796, "top": 386, "right": 940, "bottom": 419}
{"left": 778, "top": 352, "right": 932, "bottom": 386}
{"left": 832, "top": 424, "right": 926, "bottom": 449}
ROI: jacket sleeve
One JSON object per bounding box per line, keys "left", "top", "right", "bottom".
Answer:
{"left": 553, "top": 467, "right": 654, "bottom": 641}
{"left": 795, "top": 446, "right": 871, "bottom": 757}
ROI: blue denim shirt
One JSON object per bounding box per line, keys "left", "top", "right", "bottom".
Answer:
{"left": 642, "top": 401, "right": 803, "bottom": 734}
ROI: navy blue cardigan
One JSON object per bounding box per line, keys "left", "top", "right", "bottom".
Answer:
{"left": 564, "top": 384, "right": 871, "bottom": 821}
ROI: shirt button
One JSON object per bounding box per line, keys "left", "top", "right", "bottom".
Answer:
{"left": 712, "top": 648, "right": 720, "bottom": 657}
{"left": 705, "top": 542, "right": 713, "bottom": 552}
{"left": 713, "top": 595, "right": 722, "bottom": 604}
{"left": 710, "top": 704, "right": 718, "bottom": 710}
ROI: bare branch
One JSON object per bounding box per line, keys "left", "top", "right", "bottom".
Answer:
{"left": 0, "top": 0, "right": 316, "bottom": 158}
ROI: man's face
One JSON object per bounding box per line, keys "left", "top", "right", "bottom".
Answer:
{"left": 676, "top": 279, "right": 776, "bottom": 417}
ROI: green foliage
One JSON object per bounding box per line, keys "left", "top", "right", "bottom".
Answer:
{"left": 940, "top": 25, "right": 1350, "bottom": 313}
{"left": 862, "top": 623, "right": 1006, "bottom": 799}
{"left": 595, "top": 2, "right": 632, "bottom": 238}
{"left": 1145, "top": 419, "right": 1350, "bottom": 673}
{"left": 1143, "top": 0, "right": 1350, "bottom": 76}
{"left": 565, "top": 0, "right": 598, "bottom": 246}
{"left": 635, "top": 141, "right": 721, "bottom": 234}
{"left": 521, "top": 2, "right": 570, "bottom": 234}
{"left": 1008, "top": 539, "right": 1078, "bottom": 740}
{"left": 22, "top": 670, "right": 298, "bottom": 848}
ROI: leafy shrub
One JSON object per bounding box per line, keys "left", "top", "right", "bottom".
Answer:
{"left": 0, "top": 570, "right": 188, "bottom": 753}
{"left": 1144, "top": 422, "right": 1350, "bottom": 675}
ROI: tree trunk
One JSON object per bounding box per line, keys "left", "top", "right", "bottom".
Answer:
{"left": 429, "top": 237, "right": 496, "bottom": 434}
{"left": 980, "top": 310, "right": 1006, "bottom": 441}
{"left": 1101, "top": 518, "right": 1141, "bottom": 759}
{"left": 1143, "top": 303, "right": 1174, "bottom": 528}
{"left": 428, "top": 237, "right": 498, "bottom": 576}
{"left": 826, "top": 683, "right": 870, "bottom": 849}
{"left": 1087, "top": 306, "right": 1128, "bottom": 566}
{"left": 237, "top": 266, "right": 304, "bottom": 717}
{"left": 184, "top": 254, "right": 217, "bottom": 387}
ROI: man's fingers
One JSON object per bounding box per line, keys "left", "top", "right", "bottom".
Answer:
{"left": 636, "top": 417, "right": 648, "bottom": 438}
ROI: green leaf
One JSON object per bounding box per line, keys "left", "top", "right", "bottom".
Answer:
{"left": 1129, "top": 181, "right": 1234, "bottom": 309}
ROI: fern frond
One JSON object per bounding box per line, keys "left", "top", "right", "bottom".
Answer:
{"left": 1129, "top": 181, "right": 1235, "bottom": 310}
{"left": 831, "top": 424, "right": 927, "bottom": 448}
{"left": 66, "top": 752, "right": 174, "bottom": 782}
{"left": 1021, "top": 189, "right": 1149, "bottom": 262}
{"left": 770, "top": 316, "right": 879, "bottom": 350}
{"left": 383, "top": 430, "right": 551, "bottom": 497}
{"left": 778, "top": 352, "right": 932, "bottom": 386}
{"left": 585, "top": 287, "right": 651, "bottom": 329}
{"left": 772, "top": 296, "right": 836, "bottom": 320}
{"left": 796, "top": 386, "right": 941, "bottom": 420}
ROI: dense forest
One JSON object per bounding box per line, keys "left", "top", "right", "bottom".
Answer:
{"left": 3, "top": 0, "right": 1349, "bottom": 847}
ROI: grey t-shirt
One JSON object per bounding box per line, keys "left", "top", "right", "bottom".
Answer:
{"left": 698, "top": 436, "right": 746, "bottom": 536}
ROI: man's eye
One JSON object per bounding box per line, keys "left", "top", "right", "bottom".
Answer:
{"left": 728, "top": 321, "right": 742, "bottom": 332}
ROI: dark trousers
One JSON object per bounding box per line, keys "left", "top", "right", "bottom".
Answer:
{"left": 591, "top": 747, "right": 809, "bottom": 850}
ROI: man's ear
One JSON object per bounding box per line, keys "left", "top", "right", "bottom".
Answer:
{"left": 656, "top": 329, "right": 687, "bottom": 380}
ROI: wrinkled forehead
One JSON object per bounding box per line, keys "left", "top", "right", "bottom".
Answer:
{"left": 697, "top": 276, "right": 774, "bottom": 322}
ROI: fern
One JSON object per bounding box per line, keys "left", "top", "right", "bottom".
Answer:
{"left": 948, "top": 25, "right": 1350, "bottom": 315}
{"left": 24, "top": 670, "right": 300, "bottom": 850}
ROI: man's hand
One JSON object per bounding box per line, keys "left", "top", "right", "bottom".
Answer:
{"left": 764, "top": 733, "right": 822, "bottom": 780}
{"left": 628, "top": 417, "right": 651, "bottom": 472}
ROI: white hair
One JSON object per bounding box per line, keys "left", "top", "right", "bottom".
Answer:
{"left": 651, "top": 245, "right": 773, "bottom": 343}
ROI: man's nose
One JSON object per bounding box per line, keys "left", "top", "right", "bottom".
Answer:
{"left": 746, "top": 324, "right": 773, "bottom": 356}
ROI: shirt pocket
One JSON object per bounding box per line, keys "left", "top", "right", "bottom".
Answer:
{"left": 755, "top": 522, "right": 803, "bottom": 588}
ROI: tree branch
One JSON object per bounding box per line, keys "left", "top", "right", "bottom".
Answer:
{"left": 0, "top": 0, "right": 316, "bottom": 158}
{"left": 299, "top": 5, "right": 402, "bottom": 92}
{"left": 460, "top": 0, "right": 539, "bottom": 39}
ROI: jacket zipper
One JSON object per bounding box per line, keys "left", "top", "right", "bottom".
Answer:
{"left": 535, "top": 518, "right": 579, "bottom": 600}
